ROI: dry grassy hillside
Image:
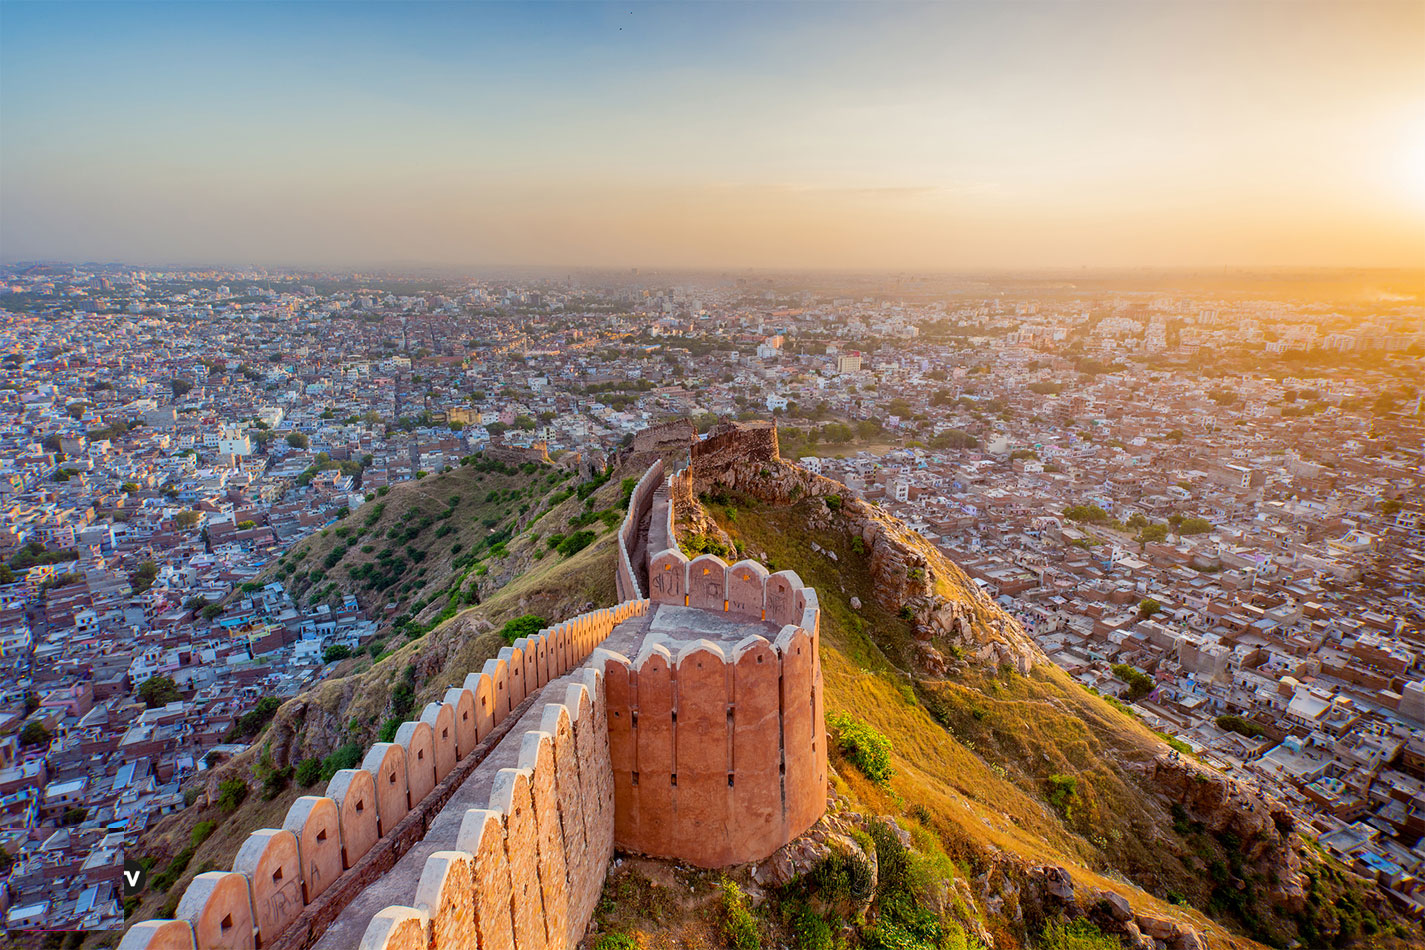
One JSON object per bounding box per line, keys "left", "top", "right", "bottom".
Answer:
{"left": 605, "top": 478, "right": 1412, "bottom": 950}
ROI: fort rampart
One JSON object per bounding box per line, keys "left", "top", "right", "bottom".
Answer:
{"left": 121, "top": 447, "right": 825, "bottom": 950}
{"left": 120, "top": 600, "right": 645, "bottom": 950}
{"left": 607, "top": 536, "right": 825, "bottom": 867}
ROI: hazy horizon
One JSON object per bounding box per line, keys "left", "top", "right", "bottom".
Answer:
{"left": 2, "top": 0, "right": 1423, "bottom": 271}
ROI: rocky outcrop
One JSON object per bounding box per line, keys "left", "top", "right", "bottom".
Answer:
{"left": 688, "top": 432, "right": 1039, "bottom": 675}
{"left": 754, "top": 808, "right": 878, "bottom": 921}
{"left": 1025, "top": 864, "right": 1214, "bottom": 950}
{"left": 1151, "top": 753, "right": 1306, "bottom": 912}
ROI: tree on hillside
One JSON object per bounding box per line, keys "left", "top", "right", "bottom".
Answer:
{"left": 286, "top": 432, "right": 309, "bottom": 449}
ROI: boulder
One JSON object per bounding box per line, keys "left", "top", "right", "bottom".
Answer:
{"left": 1041, "top": 866, "right": 1075, "bottom": 902}
{"left": 1121, "top": 921, "right": 1155, "bottom": 950}
{"left": 917, "top": 643, "right": 947, "bottom": 675}
{"left": 876, "top": 816, "right": 912, "bottom": 850}
{"left": 1100, "top": 890, "right": 1134, "bottom": 922}
{"left": 1169, "top": 929, "right": 1207, "bottom": 950}
{"left": 1136, "top": 915, "right": 1178, "bottom": 940}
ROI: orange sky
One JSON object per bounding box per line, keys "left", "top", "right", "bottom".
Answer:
{"left": 2, "top": 1, "right": 1423, "bottom": 269}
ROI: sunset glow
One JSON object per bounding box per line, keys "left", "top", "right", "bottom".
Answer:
{"left": 2, "top": 0, "right": 1423, "bottom": 269}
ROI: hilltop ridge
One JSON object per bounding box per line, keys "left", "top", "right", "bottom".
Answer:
{"left": 116, "top": 425, "right": 1415, "bottom": 950}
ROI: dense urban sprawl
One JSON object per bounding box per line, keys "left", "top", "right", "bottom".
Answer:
{"left": 0, "top": 265, "right": 1420, "bottom": 931}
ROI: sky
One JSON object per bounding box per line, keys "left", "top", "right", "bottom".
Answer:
{"left": 1, "top": 0, "right": 1423, "bottom": 271}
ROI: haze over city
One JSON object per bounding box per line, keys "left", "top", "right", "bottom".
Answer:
{"left": 2, "top": 2, "right": 1425, "bottom": 947}
{"left": 2, "top": 0, "right": 1423, "bottom": 271}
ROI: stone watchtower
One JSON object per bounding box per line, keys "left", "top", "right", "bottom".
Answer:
{"left": 606, "top": 462, "right": 826, "bottom": 867}
{"left": 121, "top": 458, "right": 825, "bottom": 950}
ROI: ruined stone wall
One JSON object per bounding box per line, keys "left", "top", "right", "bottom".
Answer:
{"left": 485, "top": 443, "right": 553, "bottom": 466}
{"left": 688, "top": 421, "right": 779, "bottom": 479}
{"left": 122, "top": 600, "right": 646, "bottom": 950}
{"left": 631, "top": 418, "right": 695, "bottom": 456}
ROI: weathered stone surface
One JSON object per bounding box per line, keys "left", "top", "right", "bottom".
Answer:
{"left": 1100, "top": 890, "right": 1134, "bottom": 922}
{"left": 519, "top": 731, "right": 571, "bottom": 949}
{"left": 917, "top": 643, "right": 947, "bottom": 674}
{"left": 456, "top": 809, "right": 516, "bottom": 950}
{"left": 395, "top": 721, "right": 437, "bottom": 807}
{"left": 362, "top": 743, "right": 410, "bottom": 837}
{"left": 421, "top": 701, "right": 459, "bottom": 782}
{"left": 540, "top": 702, "right": 589, "bottom": 949}
{"left": 117, "top": 919, "right": 197, "bottom": 950}
{"left": 687, "top": 554, "right": 729, "bottom": 612}
{"left": 326, "top": 769, "right": 379, "bottom": 869}
{"left": 732, "top": 635, "right": 782, "bottom": 863}
{"left": 234, "top": 829, "right": 304, "bottom": 944}
{"left": 727, "top": 560, "right": 768, "bottom": 620}
{"left": 1040, "top": 865, "right": 1075, "bottom": 902}
{"left": 413, "top": 851, "right": 476, "bottom": 950}
{"left": 648, "top": 548, "right": 689, "bottom": 604}
{"left": 443, "top": 687, "right": 478, "bottom": 760}
{"left": 1136, "top": 915, "right": 1178, "bottom": 939}
{"left": 489, "top": 768, "right": 543, "bottom": 950}
{"left": 176, "top": 871, "right": 256, "bottom": 950}
{"left": 356, "top": 906, "right": 428, "bottom": 950}
{"left": 283, "top": 796, "right": 343, "bottom": 904}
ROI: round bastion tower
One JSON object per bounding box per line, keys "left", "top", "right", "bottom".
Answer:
{"left": 599, "top": 465, "right": 827, "bottom": 867}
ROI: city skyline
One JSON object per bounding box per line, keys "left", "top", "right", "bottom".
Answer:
{"left": 2, "top": 0, "right": 1424, "bottom": 270}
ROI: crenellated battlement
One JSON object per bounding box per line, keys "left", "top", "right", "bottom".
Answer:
{"left": 120, "top": 600, "right": 644, "bottom": 950}
{"left": 121, "top": 455, "right": 825, "bottom": 950}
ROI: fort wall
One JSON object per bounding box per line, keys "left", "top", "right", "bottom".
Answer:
{"left": 615, "top": 458, "right": 664, "bottom": 602}
{"left": 121, "top": 600, "right": 646, "bottom": 950}
{"left": 123, "top": 450, "right": 827, "bottom": 950}
{"left": 600, "top": 551, "right": 825, "bottom": 867}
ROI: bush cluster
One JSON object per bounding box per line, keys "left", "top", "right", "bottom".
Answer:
{"left": 828, "top": 712, "right": 894, "bottom": 783}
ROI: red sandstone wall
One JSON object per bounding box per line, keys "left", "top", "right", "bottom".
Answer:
{"left": 598, "top": 617, "right": 826, "bottom": 868}
{"left": 617, "top": 460, "right": 664, "bottom": 601}
{"left": 130, "top": 600, "right": 647, "bottom": 950}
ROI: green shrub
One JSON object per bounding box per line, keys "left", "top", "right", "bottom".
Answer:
{"left": 824, "top": 494, "right": 842, "bottom": 512}
{"left": 593, "top": 936, "right": 639, "bottom": 950}
{"left": 191, "top": 821, "right": 217, "bottom": 848}
{"left": 319, "top": 742, "right": 364, "bottom": 781}
{"left": 719, "top": 878, "right": 761, "bottom": 950}
{"left": 499, "top": 614, "right": 548, "bottom": 645}
{"left": 1216, "top": 714, "right": 1264, "bottom": 738}
{"left": 323, "top": 644, "right": 352, "bottom": 663}
{"left": 808, "top": 843, "right": 875, "bottom": 906}
{"left": 1046, "top": 774, "right": 1078, "bottom": 822}
{"left": 151, "top": 845, "right": 196, "bottom": 892}
{"left": 556, "top": 530, "right": 596, "bottom": 557}
{"left": 217, "top": 778, "right": 248, "bottom": 813}
{"left": 224, "top": 695, "right": 283, "bottom": 742}
{"left": 294, "top": 758, "right": 322, "bottom": 786}
{"left": 792, "top": 906, "right": 833, "bottom": 950}
{"left": 1111, "top": 663, "right": 1154, "bottom": 701}
{"left": 828, "top": 712, "right": 894, "bottom": 783}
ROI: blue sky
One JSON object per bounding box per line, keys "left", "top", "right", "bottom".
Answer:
{"left": 2, "top": 1, "right": 1422, "bottom": 268}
